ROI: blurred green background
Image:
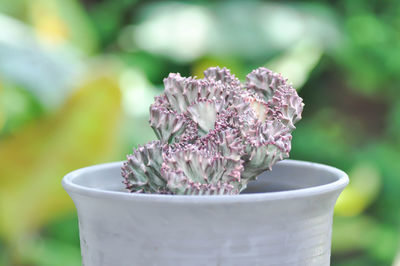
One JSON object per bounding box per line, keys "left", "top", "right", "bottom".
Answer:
{"left": 0, "top": 0, "right": 399, "bottom": 265}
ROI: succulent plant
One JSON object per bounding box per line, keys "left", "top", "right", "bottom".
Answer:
{"left": 122, "top": 67, "right": 304, "bottom": 195}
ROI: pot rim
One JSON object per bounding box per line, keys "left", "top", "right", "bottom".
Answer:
{"left": 62, "top": 159, "right": 348, "bottom": 203}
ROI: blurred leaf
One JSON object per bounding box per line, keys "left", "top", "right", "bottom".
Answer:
{"left": 0, "top": 82, "right": 4, "bottom": 131}
{"left": 0, "top": 14, "right": 85, "bottom": 109}
{"left": 89, "top": 0, "right": 138, "bottom": 48}
{"left": 130, "top": 2, "right": 339, "bottom": 63}
{"left": 132, "top": 2, "right": 213, "bottom": 63}
{"left": 335, "top": 162, "right": 381, "bottom": 216}
{"left": 0, "top": 67, "right": 122, "bottom": 248}
{"left": 290, "top": 108, "right": 355, "bottom": 169}
{"left": 118, "top": 67, "right": 158, "bottom": 157}
{"left": 0, "top": 82, "right": 44, "bottom": 136}
{"left": 267, "top": 40, "right": 323, "bottom": 89}
{"left": 332, "top": 215, "right": 398, "bottom": 264}
{"left": 332, "top": 215, "right": 377, "bottom": 253}
{"left": 332, "top": 256, "right": 382, "bottom": 266}
{"left": 394, "top": 250, "right": 400, "bottom": 266}
{"left": 0, "top": 0, "right": 27, "bottom": 17}
{"left": 120, "top": 68, "right": 159, "bottom": 117}
{"left": 118, "top": 113, "right": 156, "bottom": 158}
{"left": 19, "top": 236, "right": 81, "bottom": 266}
{"left": 42, "top": 213, "right": 79, "bottom": 246}
{"left": 335, "top": 10, "right": 400, "bottom": 97}
{"left": 356, "top": 143, "right": 400, "bottom": 225}
{"left": 387, "top": 101, "right": 400, "bottom": 140}
{"left": 192, "top": 57, "right": 244, "bottom": 80}
{"left": 0, "top": 239, "right": 10, "bottom": 266}
{"left": 117, "top": 51, "right": 167, "bottom": 85}
{"left": 27, "top": 0, "right": 98, "bottom": 54}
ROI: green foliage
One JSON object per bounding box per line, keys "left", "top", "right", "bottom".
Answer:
{"left": 0, "top": 84, "right": 44, "bottom": 136}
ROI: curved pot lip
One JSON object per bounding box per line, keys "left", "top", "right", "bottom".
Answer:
{"left": 62, "top": 160, "right": 348, "bottom": 203}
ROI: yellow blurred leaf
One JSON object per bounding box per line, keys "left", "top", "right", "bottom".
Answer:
{"left": 28, "top": 0, "right": 98, "bottom": 53}
{"left": 192, "top": 57, "right": 244, "bottom": 79}
{"left": 335, "top": 162, "right": 381, "bottom": 216}
{"left": 0, "top": 108, "right": 3, "bottom": 131}
{"left": 31, "top": 2, "right": 69, "bottom": 45}
{"left": 0, "top": 69, "right": 122, "bottom": 245}
{"left": 0, "top": 82, "right": 4, "bottom": 131}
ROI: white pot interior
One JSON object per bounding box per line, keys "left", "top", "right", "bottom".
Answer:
{"left": 66, "top": 159, "right": 345, "bottom": 195}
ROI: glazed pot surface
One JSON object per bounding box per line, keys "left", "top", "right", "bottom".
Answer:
{"left": 62, "top": 160, "right": 348, "bottom": 266}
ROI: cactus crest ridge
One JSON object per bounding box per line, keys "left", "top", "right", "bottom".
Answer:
{"left": 122, "top": 66, "right": 304, "bottom": 195}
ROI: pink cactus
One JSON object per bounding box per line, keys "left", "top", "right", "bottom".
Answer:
{"left": 122, "top": 67, "right": 304, "bottom": 195}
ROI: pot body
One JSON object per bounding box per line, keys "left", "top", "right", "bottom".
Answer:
{"left": 62, "top": 160, "right": 348, "bottom": 266}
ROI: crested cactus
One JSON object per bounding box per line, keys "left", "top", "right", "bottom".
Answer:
{"left": 122, "top": 67, "right": 304, "bottom": 195}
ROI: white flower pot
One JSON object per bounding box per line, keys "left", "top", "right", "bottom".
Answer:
{"left": 62, "top": 160, "right": 348, "bottom": 266}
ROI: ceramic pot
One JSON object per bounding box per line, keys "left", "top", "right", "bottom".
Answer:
{"left": 62, "top": 160, "right": 348, "bottom": 266}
